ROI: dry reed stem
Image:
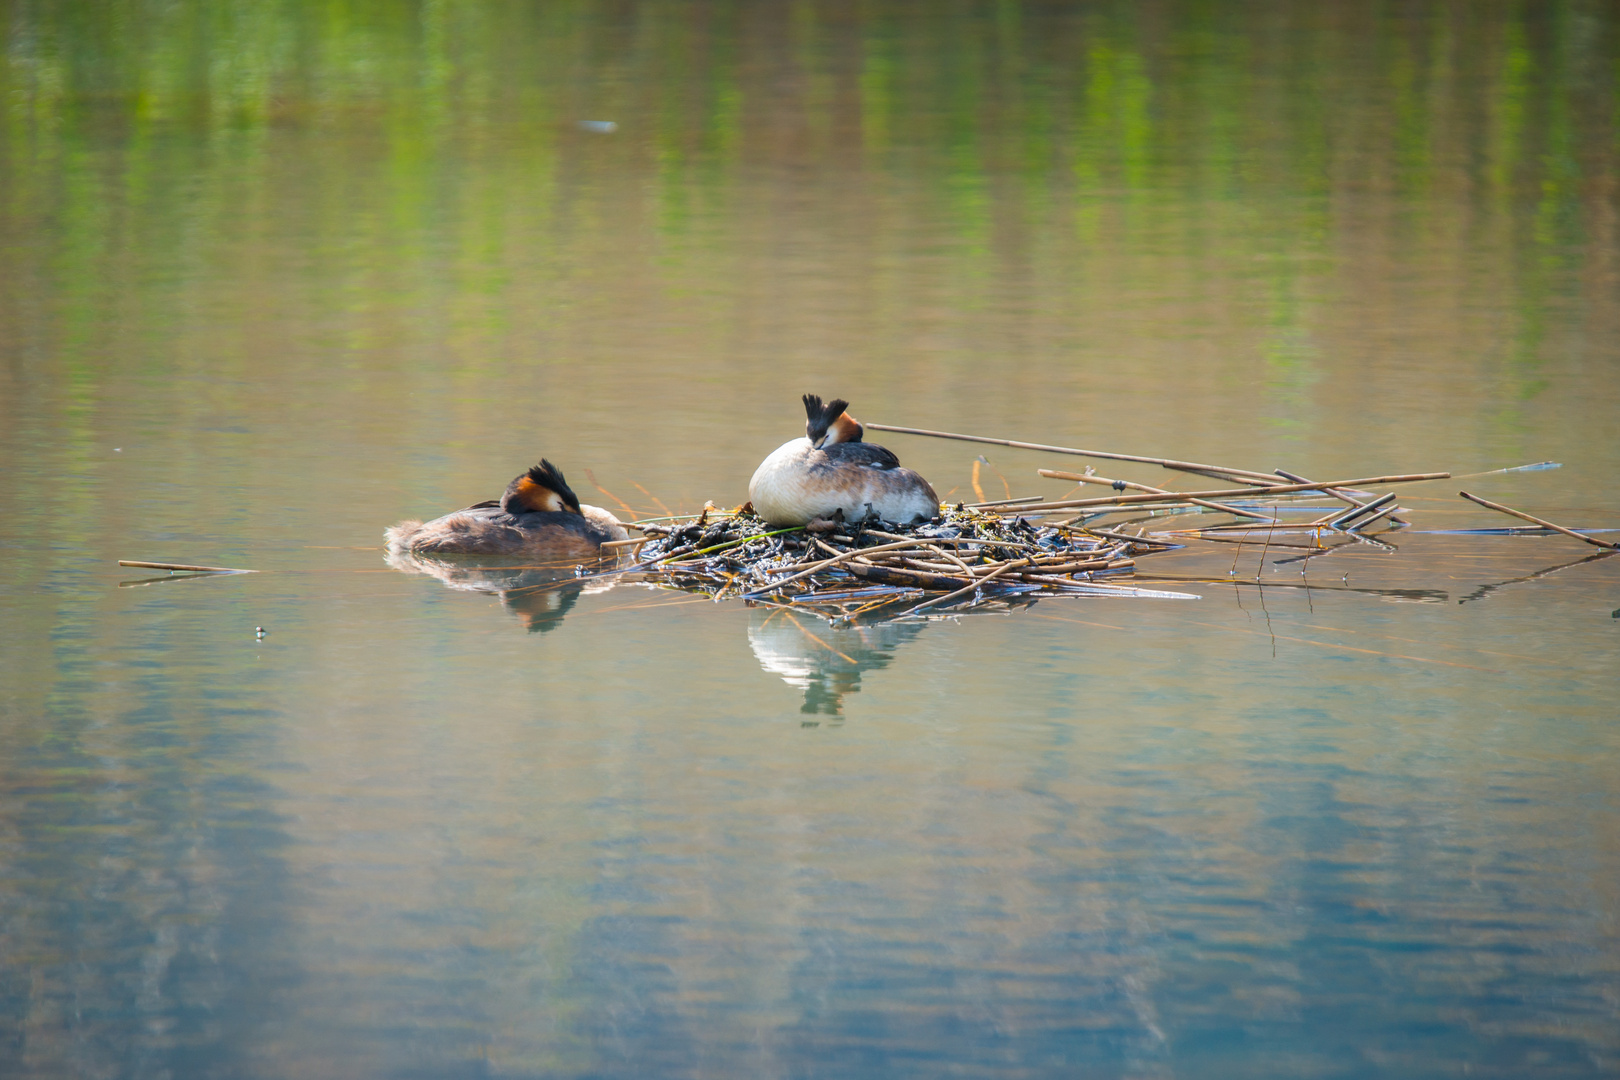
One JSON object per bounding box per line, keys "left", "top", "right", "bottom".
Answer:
{"left": 1168, "top": 520, "right": 1336, "bottom": 534}
{"left": 848, "top": 562, "right": 974, "bottom": 590}
{"left": 751, "top": 538, "right": 959, "bottom": 592}
{"left": 861, "top": 529, "right": 1042, "bottom": 552}
{"left": 903, "top": 554, "right": 1121, "bottom": 577}
{"left": 1347, "top": 503, "right": 1400, "bottom": 532}
{"left": 1015, "top": 569, "right": 1131, "bottom": 587}
{"left": 1080, "top": 526, "right": 1179, "bottom": 549}
{"left": 582, "top": 469, "right": 640, "bottom": 520}
{"left": 1255, "top": 508, "right": 1278, "bottom": 578}
{"left": 865, "top": 423, "right": 1288, "bottom": 484}
{"left": 1326, "top": 492, "right": 1398, "bottom": 529}
{"left": 986, "top": 473, "right": 1451, "bottom": 513}
{"left": 1040, "top": 469, "right": 1277, "bottom": 521}
{"left": 966, "top": 496, "right": 1046, "bottom": 508}
{"left": 1457, "top": 491, "right": 1619, "bottom": 549}
{"left": 1275, "top": 468, "right": 1409, "bottom": 525}
{"left": 900, "top": 558, "right": 1027, "bottom": 616}
{"left": 629, "top": 481, "right": 673, "bottom": 518}
{"left": 119, "top": 560, "right": 254, "bottom": 573}
{"left": 1185, "top": 536, "right": 1326, "bottom": 550}
{"left": 927, "top": 544, "right": 978, "bottom": 577}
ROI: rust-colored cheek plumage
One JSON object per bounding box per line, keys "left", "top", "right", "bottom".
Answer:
{"left": 827, "top": 412, "right": 862, "bottom": 445}
{"left": 505, "top": 475, "right": 572, "bottom": 515}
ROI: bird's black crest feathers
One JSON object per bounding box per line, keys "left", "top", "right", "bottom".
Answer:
{"left": 530, "top": 460, "right": 581, "bottom": 511}
{"left": 802, "top": 394, "right": 850, "bottom": 438}
{"left": 501, "top": 458, "right": 582, "bottom": 514}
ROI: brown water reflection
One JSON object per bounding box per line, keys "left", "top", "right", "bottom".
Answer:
{"left": 3, "top": 1, "right": 1619, "bottom": 1077}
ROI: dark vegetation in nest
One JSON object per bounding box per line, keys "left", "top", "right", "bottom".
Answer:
{"left": 620, "top": 504, "right": 1188, "bottom": 624}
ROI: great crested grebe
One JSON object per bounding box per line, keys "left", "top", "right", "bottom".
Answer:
{"left": 748, "top": 395, "right": 939, "bottom": 527}
{"left": 386, "top": 459, "right": 629, "bottom": 558}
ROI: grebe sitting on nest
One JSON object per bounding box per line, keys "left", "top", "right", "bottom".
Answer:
{"left": 386, "top": 459, "right": 629, "bottom": 558}
{"left": 748, "top": 395, "right": 939, "bottom": 527}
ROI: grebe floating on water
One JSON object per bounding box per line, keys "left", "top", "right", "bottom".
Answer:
{"left": 748, "top": 395, "right": 939, "bottom": 527}
{"left": 386, "top": 459, "right": 629, "bottom": 558}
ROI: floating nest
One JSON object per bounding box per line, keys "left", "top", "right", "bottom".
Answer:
{"left": 620, "top": 503, "right": 1197, "bottom": 623}
{"left": 124, "top": 431, "right": 1605, "bottom": 629}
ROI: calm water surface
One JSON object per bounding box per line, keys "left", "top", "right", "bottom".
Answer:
{"left": 3, "top": 3, "right": 1618, "bottom": 1077}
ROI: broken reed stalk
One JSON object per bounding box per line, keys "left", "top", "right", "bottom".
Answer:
{"left": 1039, "top": 469, "right": 1276, "bottom": 522}
{"left": 1255, "top": 509, "right": 1277, "bottom": 577}
{"left": 901, "top": 558, "right": 1026, "bottom": 616}
{"left": 1346, "top": 501, "right": 1400, "bottom": 532}
{"left": 926, "top": 544, "right": 978, "bottom": 577}
{"left": 119, "top": 560, "right": 254, "bottom": 573}
{"left": 1080, "top": 526, "right": 1180, "bottom": 549}
{"left": 1274, "top": 469, "right": 1361, "bottom": 508}
{"left": 1017, "top": 567, "right": 1133, "bottom": 586}
{"left": 1186, "top": 535, "right": 1326, "bottom": 550}
{"left": 1275, "top": 468, "right": 1408, "bottom": 525}
{"left": 864, "top": 423, "right": 1288, "bottom": 485}
{"left": 896, "top": 553, "right": 1125, "bottom": 577}
{"left": 1166, "top": 520, "right": 1332, "bottom": 535}
{"left": 849, "top": 562, "right": 974, "bottom": 590}
{"left": 966, "top": 495, "right": 1046, "bottom": 508}
{"left": 1327, "top": 492, "right": 1398, "bottom": 530}
{"left": 749, "top": 538, "right": 954, "bottom": 593}
{"left": 1457, "top": 491, "right": 1619, "bottom": 550}
{"left": 979, "top": 472, "right": 1451, "bottom": 513}
{"left": 860, "top": 529, "right": 1040, "bottom": 552}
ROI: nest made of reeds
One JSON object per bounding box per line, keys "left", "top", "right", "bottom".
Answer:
{"left": 616, "top": 504, "right": 1197, "bottom": 623}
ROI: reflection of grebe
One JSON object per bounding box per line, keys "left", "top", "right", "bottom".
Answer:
{"left": 385, "top": 550, "right": 617, "bottom": 632}
{"left": 747, "top": 608, "right": 926, "bottom": 715}
{"left": 386, "top": 460, "right": 629, "bottom": 558}
{"left": 748, "top": 395, "right": 939, "bottom": 527}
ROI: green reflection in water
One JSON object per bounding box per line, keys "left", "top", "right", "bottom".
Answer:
{"left": 5, "top": 3, "right": 1611, "bottom": 382}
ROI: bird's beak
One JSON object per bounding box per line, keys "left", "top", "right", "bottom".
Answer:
{"left": 809, "top": 433, "right": 827, "bottom": 449}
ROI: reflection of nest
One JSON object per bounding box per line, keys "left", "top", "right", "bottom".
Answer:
{"left": 386, "top": 551, "right": 621, "bottom": 633}
{"left": 747, "top": 608, "right": 925, "bottom": 715}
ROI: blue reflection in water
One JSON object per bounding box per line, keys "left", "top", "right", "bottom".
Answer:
{"left": 2, "top": 582, "right": 1617, "bottom": 1078}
